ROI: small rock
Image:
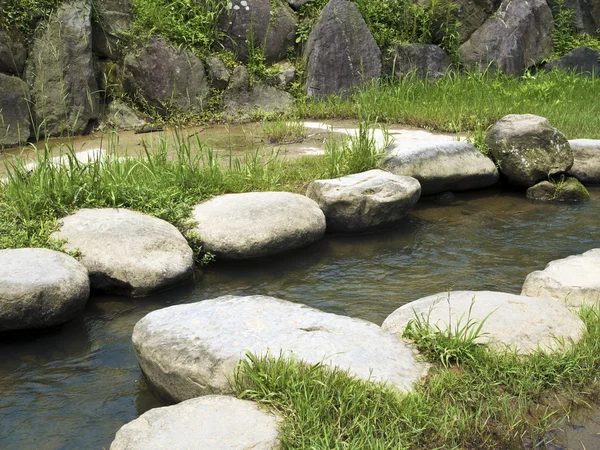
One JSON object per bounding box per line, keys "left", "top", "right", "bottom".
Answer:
{"left": 205, "top": 56, "right": 230, "bottom": 90}
{"left": 99, "top": 100, "right": 145, "bottom": 131}
{"left": 526, "top": 177, "right": 589, "bottom": 202}
{"left": 275, "top": 61, "right": 296, "bottom": 86}
{"left": 110, "top": 396, "right": 281, "bottom": 450}
{"left": 306, "top": 169, "right": 421, "bottom": 233}
{"left": 567, "top": 139, "right": 600, "bottom": 184}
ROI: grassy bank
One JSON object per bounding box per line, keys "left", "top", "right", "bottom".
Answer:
{"left": 234, "top": 304, "right": 600, "bottom": 449}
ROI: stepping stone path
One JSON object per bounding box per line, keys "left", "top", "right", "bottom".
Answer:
{"left": 52, "top": 208, "right": 194, "bottom": 297}
{"left": 306, "top": 169, "right": 421, "bottom": 233}
{"left": 522, "top": 249, "right": 600, "bottom": 307}
{"left": 382, "top": 291, "right": 583, "bottom": 354}
{"left": 0, "top": 248, "right": 89, "bottom": 333}
{"left": 132, "top": 295, "right": 429, "bottom": 402}
{"left": 382, "top": 141, "right": 499, "bottom": 195}
{"left": 567, "top": 139, "right": 600, "bottom": 184}
{"left": 192, "top": 192, "right": 326, "bottom": 261}
{"left": 110, "top": 396, "right": 281, "bottom": 450}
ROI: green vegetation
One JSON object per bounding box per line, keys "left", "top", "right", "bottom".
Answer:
{"left": 234, "top": 303, "right": 600, "bottom": 449}
{"left": 551, "top": 0, "right": 600, "bottom": 57}
{"left": 262, "top": 117, "right": 306, "bottom": 144}
{"left": 0, "top": 0, "right": 61, "bottom": 36}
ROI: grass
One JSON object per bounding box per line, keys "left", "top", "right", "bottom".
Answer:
{"left": 233, "top": 303, "right": 600, "bottom": 449}
{"left": 262, "top": 118, "right": 306, "bottom": 144}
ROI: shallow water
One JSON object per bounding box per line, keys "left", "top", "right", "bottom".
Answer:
{"left": 2, "top": 187, "right": 600, "bottom": 449}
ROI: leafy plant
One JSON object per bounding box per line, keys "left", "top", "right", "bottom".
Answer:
{"left": 262, "top": 117, "right": 306, "bottom": 144}
{"left": 551, "top": 0, "right": 600, "bottom": 57}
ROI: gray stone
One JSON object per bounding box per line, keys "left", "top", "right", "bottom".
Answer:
{"left": 460, "top": 0, "right": 553, "bottom": 75}
{"left": 286, "top": 0, "right": 312, "bottom": 8}
{"left": 123, "top": 37, "right": 209, "bottom": 116}
{"left": 0, "top": 248, "right": 90, "bottom": 333}
{"left": 453, "top": 0, "right": 501, "bottom": 43}
{"left": 92, "top": 10, "right": 132, "bottom": 60}
{"left": 382, "top": 290, "right": 584, "bottom": 354}
{"left": 0, "top": 27, "right": 27, "bottom": 76}
{"left": 306, "top": 169, "right": 421, "bottom": 233}
{"left": 52, "top": 208, "right": 194, "bottom": 297}
{"left": 568, "top": 139, "right": 600, "bottom": 184}
{"left": 0, "top": 73, "right": 31, "bottom": 147}
{"left": 220, "top": 0, "right": 297, "bottom": 64}
{"left": 192, "top": 192, "right": 325, "bottom": 260}
{"left": 387, "top": 43, "right": 451, "bottom": 81}
{"left": 522, "top": 249, "right": 600, "bottom": 307}
{"left": 275, "top": 61, "right": 296, "bottom": 86}
{"left": 132, "top": 295, "right": 430, "bottom": 402}
{"left": 485, "top": 114, "right": 573, "bottom": 187}
{"left": 526, "top": 177, "right": 589, "bottom": 202}
{"left": 110, "top": 396, "right": 281, "bottom": 450}
{"left": 221, "top": 66, "right": 293, "bottom": 121}
{"left": 547, "top": 0, "right": 599, "bottom": 34}
{"left": 382, "top": 141, "right": 499, "bottom": 195}
{"left": 26, "top": 0, "right": 99, "bottom": 138}
{"left": 304, "top": 0, "right": 381, "bottom": 97}
{"left": 98, "top": 99, "right": 145, "bottom": 131}
{"left": 544, "top": 46, "right": 600, "bottom": 76}
{"left": 206, "top": 56, "right": 230, "bottom": 90}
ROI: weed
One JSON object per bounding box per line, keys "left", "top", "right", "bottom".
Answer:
{"left": 262, "top": 117, "right": 305, "bottom": 144}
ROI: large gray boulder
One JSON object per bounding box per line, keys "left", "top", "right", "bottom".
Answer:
{"left": 547, "top": 0, "right": 599, "bottom": 34}
{"left": 192, "top": 192, "right": 325, "bottom": 260}
{"left": 544, "top": 47, "right": 600, "bottom": 76}
{"left": 485, "top": 114, "right": 573, "bottom": 187}
{"left": 123, "top": 37, "right": 209, "bottom": 116}
{"left": 306, "top": 169, "right": 421, "bottom": 233}
{"left": 220, "top": 0, "right": 297, "bottom": 64}
{"left": 567, "top": 139, "right": 600, "bottom": 184}
{"left": 92, "top": 0, "right": 133, "bottom": 60}
{"left": 0, "top": 248, "right": 90, "bottom": 333}
{"left": 460, "top": 0, "right": 553, "bottom": 75}
{"left": 522, "top": 249, "right": 600, "bottom": 307}
{"left": 386, "top": 43, "right": 451, "bottom": 81}
{"left": 304, "top": 0, "right": 381, "bottom": 97}
{"left": 526, "top": 177, "right": 589, "bottom": 202}
{"left": 26, "top": 0, "right": 99, "bottom": 138}
{"left": 382, "top": 290, "right": 584, "bottom": 354}
{"left": 52, "top": 208, "right": 194, "bottom": 297}
{"left": 382, "top": 141, "right": 499, "bottom": 195}
{"left": 0, "top": 73, "right": 31, "bottom": 147}
{"left": 0, "top": 27, "right": 27, "bottom": 76}
{"left": 221, "top": 66, "right": 294, "bottom": 121}
{"left": 110, "top": 396, "right": 281, "bottom": 450}
{"left": 453, "top": 0, "right": 501, "bottom": 43}
{"left": 132, "top": 295, "right": 430, "bottom": 402}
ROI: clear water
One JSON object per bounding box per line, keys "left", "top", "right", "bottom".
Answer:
{"left": 1, "top": 187, "right": 600, "bottom": 449}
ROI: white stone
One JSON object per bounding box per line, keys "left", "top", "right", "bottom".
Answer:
{"left": 110, "top": 396, "right": 281, "bottom": 450}
{"left": 567, "top": 139, "right": 600, "bottom": 184}
{"left": 132, "top": 295, "right": 429, "bottom": 402}
{"left": 382, "top": 290, "right": 584, "bottom": 354}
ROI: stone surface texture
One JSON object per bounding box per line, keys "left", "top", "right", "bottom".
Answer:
{"left": 526, "top": 177, "right": 589, "bottom": 202}
{"left": 99, "top": 99, "right": 145, "bottom": 130}
{"left": 544, "top": 46, "right": 600, "bottom": 75}
{"left": 91, "top": 0, "right": 133, "bottom": 59}
{"left": 386, "top": 43, "right": 451, "bottom": 81}
{"left": 568, "top": 139, "right": 600, "bottom": 184}
{"left": 485, "top": 114, "right": 573, "bottom": 187}
{"left": 132, "top": 295, "right": 430, "bottom": 402}
{"left": 304, "top": 0, "right": 381, "bottom": 97}
{"left": 460, "top": 0, "right": 553, "bottom": 75}
{"left": 547, "top": 0, "right": 599, "bottom": 34}
{"left": 0, "top": 27, "right": 27, "bottom": 76}
{"left": 192, "top": 192, "right": 325, "bottom": 260}
{"left": 52, "top": 208, "right": 194, "bottom": 297}
{"left": 0, "top": 248, "right": 90, "bottom": 333}
{"left": 206, "top": 56, "right": 230, "bottom": 90}
{"left": 382, "top": 290, "right": 584, "bottom": 354}
{"left": 0, "top": 73, "right": 31, "bottom": 147}
{"left": 453, "top": 0, "right": 501, "bottom": 42}
{"left": 382, "top": 141, "right": 499, "bottom": 195}
{"left": 522, "top": 249, "right": 600, "bottom": 307}
{"left": 306, "top": 169, "right": 421, "bottom": 233}
{"left": 110, "top": 396, "right": 281, "bottom": 450}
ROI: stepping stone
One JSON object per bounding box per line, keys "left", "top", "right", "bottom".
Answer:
{"left": 382, "top": 291, "right": 583, "bottom": 354}
{"left": 306, "top": 169, "right": 421, "bottom": 233}
{"left": 567, "top": 139, "right": 600, "bottom": 184}
{"left": 382, "top": 141, "right": 498, "bottom": 195}
{"left": 52, "top": 208, "right": 194, "bottom": 297}
{"left": 522, "top": 249, "right": 600, "bottom": 307}
{"left": 192, "top": 192, "right": 326, "bottom": 261}
{"left": 132, "top": 295, "right": 429, "bottom": 402}
{"left": 110, "top": 396, "right": 281, "bottom": 450}
{"left": 0, "top": 248, "right": 89, "bottom": 333}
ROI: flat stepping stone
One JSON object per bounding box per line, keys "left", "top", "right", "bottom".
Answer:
{"left": 132, "top": 295, "right": 429, "bottom": 402}
{"left": 382, "top": 291, "right": 583, "bottom": 354}
{"left": 382, "top": 141, "right": 499, "bottom": 195}
{"left": 305, "top": 169, "right": 421, "bottom": 233}
{"left": 52, "top": 208, "right": 194, "bottom": 297}
{"left": 0, "top": 248, "right": 89, "bottom": 333}
{"left": 110, "top": 396, "right": 281, "bottom": 450}
{"left": 522, "top": 249, "right": 600, "bottom": 307}
{"left": 192, "top": 192, "right": 326, "bottom": 260}
{"left": 567, "top": 139, "right": 600, "bottom": 184}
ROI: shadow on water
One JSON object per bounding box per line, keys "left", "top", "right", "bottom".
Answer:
{"left": 1, "top": 187, "right": 600, "bottom": 448}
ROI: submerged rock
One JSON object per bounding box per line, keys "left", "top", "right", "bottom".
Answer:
{"left": 110, "top": 396, "right": 281, "bottom": 450}
{"left": 522, "top": 249, "right": 600, "bottom": 307}
{"left": 526, "top": 177, "right": 589, "bottom": 202}
{"left": 192, "top": 192, "right": 325, "bottom": 260}
{"left": 382, "top": 290, "right": 584, "bottom": 354}
{"left": 132, "top": 295, "right": 430, "bottom": 402}
{"left": 0, "top": 248, "right": 90, "bottom": 333}
{"left": 382, "top": 141, "right": 499, "bottom": 195}
{"left": 485, "top": 114, "right": 572, "bottom": 187}
{"left": 0, "top": 73, "right": 31, "bottom": 147}
{"left": 567, "top": 139, "right": 600, "bottom": 184}
{"left": 52, "top": 208, "right": 194, "bottom": 297}
{"left": 306, "top": 169, "right": 421, "bottom": 233}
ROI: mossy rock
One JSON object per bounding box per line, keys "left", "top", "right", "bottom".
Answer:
{"left": 526, "top": 177, "right": 590, "bottom": 202}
